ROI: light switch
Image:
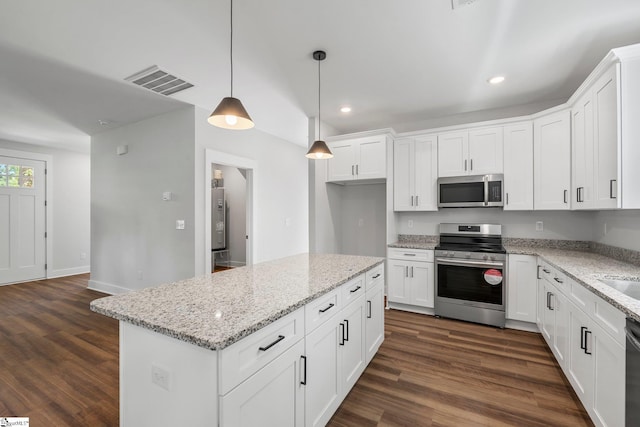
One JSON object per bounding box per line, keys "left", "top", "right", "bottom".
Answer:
{"left": 536, "top": 221, "right": 543, "bottom": 231}
{"left": 176, "top": 220, "right": 185, "bottom": 230}
{"left": 162, "top": 192, "right": 172, "bottom": 201}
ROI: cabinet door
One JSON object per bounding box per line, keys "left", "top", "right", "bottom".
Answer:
{"left": 409, "top": 261, "right": 434, "bottom": 308}
{"left": 437, "top": 131, "right": 468, "bottom": 177}
{"left": 468, "top": 126, "right": 503, "bottom": 174}
{"left": 566, "top": 303, "right": 594, "bottom": 409}
{"left": 326, "top": 141, "right": 356, "bottom": 182}
{"left": 357, "top": 138, "right": 386, "bottom": 180}
{"left": 572, "top": 93, "right": 595, "bottom": 209}
{"left": 503, "top": 122, "right": 533, "bottom": 210}
{"left": 534, "top": 110, "right": 571, "bottom": 210}
{"left": 539, "top": 280, "right": 554, "bottom": 344}
{"left": 414, "top": 135, "right": 438, "bottom": 211}
{"left": 341, "top": 296, "right": 366, "bottom": 397}
{"left": 365, "top": 281, "right": 384, "bottom": 364}
{"left": 552, "top": 290, "right": 569, "bottom": 368}
{"left": 387, "top": 260, "right": 410, "bottom": 304}
{"left": 591, "top": 323, "right": 625, "bottom": 427}
{"left": 304, "top": 315, "right": 341, "bottom": 427}
{"left": 221, "top": 340, "right": 305, "bottom": 427}
{"left": 506, "top": 254, "right": 537, "bottom": 323}
{"left": 393, "top": 138, "right": 415, "bottom": 211}
{"left": 593, "top": 66, "right": 619, "bottom": 209}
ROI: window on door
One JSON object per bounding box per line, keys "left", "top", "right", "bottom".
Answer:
{"left": 0, "top": 164, "right": 35, "bottom": 188}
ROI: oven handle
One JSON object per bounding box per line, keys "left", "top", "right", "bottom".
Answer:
{"left": 435, "top": 258, "right": 504, "bottom": 268}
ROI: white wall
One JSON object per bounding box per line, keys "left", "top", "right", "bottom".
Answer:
{"left": 340, "top": 183, "right": 387, "bottom": 257}
{"left": 592, "top": 210, "right": 640, "bottom": 251}
{"left": 395, "top": 210, "right": 596, "bottom": 241}
{"left": 194, "top": 107, "right": 309, "bottom": 270}
{"left": 0, "top": 139, "right": 90, "bottom": 277}
{"left": 212, "top": 164, "right": 246, "bottom": 266}
{"left": 90, "top": 108, "right": 196, "bottom": 293}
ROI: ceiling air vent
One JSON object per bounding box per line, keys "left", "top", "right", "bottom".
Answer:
{"left": 125, "top": 65, "right": 194, "bottom": 96}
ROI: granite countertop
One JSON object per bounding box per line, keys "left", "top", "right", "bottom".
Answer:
{"left": 90, "top": 253, "right": 384, "bottom": 351}
{"left": 506, "top": 243, "right": 640, "bottom": 322}
{"left": 388, "top": 234, "right": 438, "bottom": 250}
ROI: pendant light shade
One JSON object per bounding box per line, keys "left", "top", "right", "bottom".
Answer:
{"left": 306, "top": 50, "right": 334, "bottom": 159}
{"left": 208, "top": 97, "right": 254, "bottom": 129}
{"left": 209, "top": 0, "right": 254, "bottom": 130}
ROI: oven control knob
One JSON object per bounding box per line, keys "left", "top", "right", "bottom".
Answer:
{"left": 482, "top": 254, "right": 489, "bottom": 261}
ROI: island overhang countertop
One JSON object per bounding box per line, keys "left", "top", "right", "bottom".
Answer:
{"left": 90, "top": 253, "right": 384, "bottom": 351}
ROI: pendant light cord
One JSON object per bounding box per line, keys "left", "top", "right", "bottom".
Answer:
{"left": 230, "top": 0, "right": 234, "bottom": 98}
{"left": 317, "top": 55, "right": 321, "bottom": 140}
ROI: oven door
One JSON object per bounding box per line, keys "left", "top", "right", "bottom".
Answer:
{"left": 435, "top": 257, "right": 505, "bottom": 310}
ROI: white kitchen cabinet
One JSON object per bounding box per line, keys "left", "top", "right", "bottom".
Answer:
{"left": 537, "top": 262, "right": 569, "bottom": 367}
{"left": 572, "top": 91, "right": 595, "bottom": 209}
{"left": 340, "top": 294, "right": 366, "bottom": 397}
{"left": 393, "top": 135, "right": 438, "bottom": 211}
{"left": 567, "top": 302, "right": 625, "bottom": 427}
{"left": 437, "top": 126, "right": 503, "bottom": 177}
{"left": 326, "top": 135, "right": 387, "bottom": 183}
{"left": 506, "top": 254, "right": 537, "bottom": 323}
{"left": 387, "top": 249, "right": 434, "bottom": 311}
{"left": 220, "top": 339, "right": 305, "bottom": 427}
{"left": 365, "top": 265, "right": 384, "bottom": 364}
{"left": 533, "top": 109, "right": 571, "bottom": 210}
{"left": 503, "top": 122, "right": 534, "bottom": 210}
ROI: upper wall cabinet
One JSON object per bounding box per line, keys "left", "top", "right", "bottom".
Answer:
{"left": 437, "top": 126, "right": 503, "bottom": 177}
{"left": 393, "top": 135, "right": 438, "bottom": 211}
{"left": 326, "top": 135, "right": 387, "bottom": 183}
{"left": 534, "top": 110, "right": 571, "bottom": 210}
{"left": 570, "top": 44, "right": 640, "bottom": 209}
{"left": 503, "top": 122, "right": 533, "bottom": 210}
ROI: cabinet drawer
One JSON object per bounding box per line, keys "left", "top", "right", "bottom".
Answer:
{"left": 219, "top": 307, "right": 305, "bottom": 395}
{"left": 305, "top": 287, "right": 341, "bottom": 334}
{"left": 366, "top": 264, "right": 384, "bottom": 292}
{"left": 387, "top": 248, "right": 433, "bottom": 262}
{"left": 571, "top": 281, "right": 626, "bottom": 346}
{"left": 342, "top": 274, "right": 366, "bottom": 307}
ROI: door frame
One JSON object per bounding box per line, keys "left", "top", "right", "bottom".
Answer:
{"left": 204, "top": 149, "right": 256, "bottom": 274}
{"left": 0, "top": 147, "right": 52, "bottom": 280}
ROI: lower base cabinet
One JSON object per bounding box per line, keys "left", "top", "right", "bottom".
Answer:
{"left": 387, "top": 249, "right": 434, "bottom": 310}
{"left": 220, "top": 340, "right": 305, "bottom": 427}
{"left": 365, "top": 279, "right": 384, "bottom": 363}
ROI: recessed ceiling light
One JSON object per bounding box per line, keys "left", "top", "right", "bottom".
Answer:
{"left": 340, "top": 106, "right": 352, "bottom": 113}
{"left": 488, "top": 76, "right": 505, "bottom": 85}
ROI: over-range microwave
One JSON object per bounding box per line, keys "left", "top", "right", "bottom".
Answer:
{"left": 437, "top": 174, "right": 504, "bottom": 208}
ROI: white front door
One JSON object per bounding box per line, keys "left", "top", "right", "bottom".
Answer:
{"left": 0, "top": 156, "right": 46, "bottom": 284}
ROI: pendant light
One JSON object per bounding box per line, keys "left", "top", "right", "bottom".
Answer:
{"left": 306, "top": 50, "right": 333, "bottom": 159}
{"left": 208, "top": 0, "right": 254, "bottom": 130}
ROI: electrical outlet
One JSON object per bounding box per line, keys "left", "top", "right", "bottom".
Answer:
{"left": 176, "top": 220, "right": 185, "bottom": 230}
{"left": 408, "top": 220, "right": 414, "bottom": 228}
{"left": 151, "top": 364, "right": 171, "bottom": 391}
{"left": 535, "top": 221, "right": 543, "bottom": 232}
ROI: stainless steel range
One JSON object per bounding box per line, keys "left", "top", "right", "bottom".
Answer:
{"left": 434, "top": 223, "right": 506, "bottom": 328}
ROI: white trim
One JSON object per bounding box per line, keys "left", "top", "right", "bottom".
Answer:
{"left": 505, "top": 319, "right": 540, "bottom": 333}
{"left": 0, "top": 148, "right": 53, "bottom": 281}
{"left": 88, "top": 279, "right": 131, "bottom": 295}
{"left": 48, "top": 266, "right": 90, "bottom": 279}
{"left": 204, "top": 149, "right": 256, "bottom": 275}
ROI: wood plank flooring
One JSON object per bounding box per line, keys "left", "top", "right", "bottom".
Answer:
{"left": 328, "top": 310, "right": 593, "bottom": 427}
{"left": 0, "top": 274, "right": 119, "bottom": 425}
{"left": 0, "top": 275, "right": 592, "bottom": 426}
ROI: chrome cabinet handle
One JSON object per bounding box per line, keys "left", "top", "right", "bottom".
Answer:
{"left": 404, "top": 253, "right": 416, "bottom": 257}
{"left": 470, "top": 159, "right": 473, "bottom": 171}
{"left": 464, "top": 159, "right": 467, "bottom": 171}
{"left": 259, "top": 335, "right": 285, "bottom": 352}
{"left": 415, "top": 195, "right": 419, "bottom": 206}
{"left": 351, "top": 165, "right": 354, "bottom": 176}
{"left": 410, "top": 266, "right": 414, "bottom": 278}
{"left": 405, "top": 266, "right": 408, "bottom": 277}
{"left": 506, "top": 193, "right": 509, "bottom": 205}
{"left": 411, "top": 195, "right": 414, "bottom": 206}
{"left": 356, "top": 164, "right": 359, "bottom": 175}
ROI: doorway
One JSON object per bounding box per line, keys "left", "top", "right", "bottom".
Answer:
{"left": 0, "top": 154, "right": 47, "bottom": 285}
{"left": 204, "top": 149, "right": 255, "bottom": 275}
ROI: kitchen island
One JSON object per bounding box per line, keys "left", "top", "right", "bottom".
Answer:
{"left": 91, "top": 253, "right": 385, "bottom": 427}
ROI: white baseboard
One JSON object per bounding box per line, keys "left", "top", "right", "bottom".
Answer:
{"left": 387, "top": 302, "right": 435, "bottom": 316}
{"left": 48, "top": 266, "right": 90, "bottom": 279}
{"left": 88, "top": 279, "right": 130, "bottom": 295}
{"left": 505, "top": 319, "right": 540, "bottom": 333}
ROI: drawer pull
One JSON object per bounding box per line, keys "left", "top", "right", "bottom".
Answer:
{"left": 300, "top": 355, "right": 307, "bottom": 385}
{"left": 349, "top": 285, "right": 362, "bottom": 293}
{"left": 543, "top": 269, "right": 550, "bottom": 274}
{"left": 554, "top": 277, "right": 563, "bottom": 284}
{"left": 404, "top": 253, "right": 416, "bottom": 256}
{"left": 259, "top": 335, "right": 285, "bottom": 352}
{"left": 367, "top": 300, "right": 372, "bottom": 319}
{"left": 319, "top": 303, "right": 335, "bottom": 313}
{"left": 372, "top": 273, "right": 381, "bottom": 279}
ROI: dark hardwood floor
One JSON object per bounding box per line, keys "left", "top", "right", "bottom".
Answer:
{"left": 328, "top": 310, "right": 593, "bottom": 427}
{"left": 0, "top": 274, "right": 119, "bottom": 425}
{"left": 0, "top": 275, "right": 592, "bottom": 426}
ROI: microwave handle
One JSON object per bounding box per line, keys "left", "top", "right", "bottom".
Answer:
{"left": 483, "top": 179, "right": 489, "bottom": 206}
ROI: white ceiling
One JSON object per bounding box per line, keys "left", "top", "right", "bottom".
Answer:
{"left": 2, "top": 0, "right": 640, "bottom": 152}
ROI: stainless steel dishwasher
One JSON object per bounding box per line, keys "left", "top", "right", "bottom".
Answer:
{"left": 627, "top": 318, "right": 640, "bottom": 426}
